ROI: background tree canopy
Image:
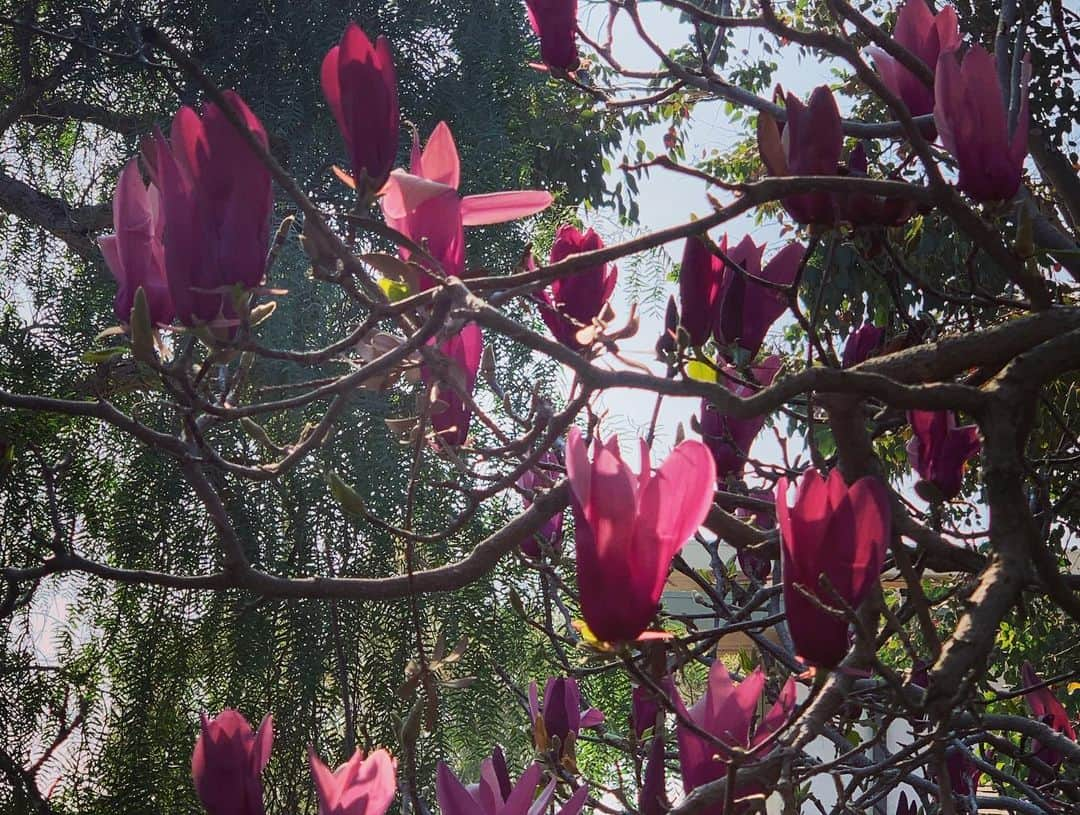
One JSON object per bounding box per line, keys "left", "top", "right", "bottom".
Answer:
{"left": 2, "top": 0, "right": 1080, "bottom": 814}
{"left": 1, "top": 2, "right": 622, "bottom": 812}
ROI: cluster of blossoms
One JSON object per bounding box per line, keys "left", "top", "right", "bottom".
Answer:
{"left": 88, "top": 0, "right": 1077, "bottom": 810}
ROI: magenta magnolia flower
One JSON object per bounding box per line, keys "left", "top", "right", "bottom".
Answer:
{"left": 841, "top": 321, "right": 885, "bottom": 368}
{"left": 146, "top": 92, "right": 272, "bottom": 327}
{"left": 678, "top": 234, "right": 725, "bottom": 347}
{"left": 321, "top": 22, "right": 399, "bottom": 196}
{"left": 675, "top": 661, "right": 796, "bottom": 814}
{"left": 191, "top": 709, "right": 273, "bottom": 815}
{"left": 776, "top": 468, "right": 891, "bottom": 668}
{"left": 98, "top": 158, "right": 174, "bottom": 326}
{"left": 640, "top": 733, "right": 667, "bottom": 815}
{"left": 436, "top": 751, "right": 588, "bottom": 815}
{"left": 309, "top": 748, "right": 396, "bottom": 815}
{"left": 566, "top": 427, "right": 716, "bottom": 643}
{"left": 934, "top": 46, "right": 1030, "bottom": 202}
{"left": 528, "top": 677, "right": 604, "bottom": 757}
{"left": 422, "top": 323, "right": 483, "bottom": 447}
{"left": 906, "top": 410, "right": 980, "bottom": 501}
{"left": 1020, "top": 661, "right": 1078, "bottom": 776}
{"left": 698, "top": 356, "right": 781, "bottom": 482}
{"left": 944, "top": 746, "right": 982, "bottom": 797}
{"left": 735, "top": 489, "right": 775, "bottom": 582}
{"left": 536, "top": 226, "right": 617, "bottom": 351}
{"left": 525, "top": 0, "right": 580, "bottom": 72}
{"left": 380, "top": 123, "right": 552, "bottom": 289}
{"left": 896, "top": 791, "right": 918, "bottom": 815}
{"left": 868, "top": 0, "right": 960, "bottom": 117}
{"left": 837, "top": 142, "right": 916, "bottom": 227}
{"left": 714, "top": 239, "right": 803, "bottom": 357}
{"left": 517, "top": 453, "right": 564, "bottom": 558}
{"left": 758, "top": 86, "right": 843, "bottom": 225}
{"left": 630, "top": 677, "right": 676, "bottom": 740}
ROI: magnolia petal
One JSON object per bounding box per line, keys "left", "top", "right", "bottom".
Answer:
{"left": 418, "top": 121, "right": 461, "bottom": 189}
{"left": 460, "top": 190, "right": 554, "bottom": 225}
{"left": 380, "top": 170, "right": 457, "bottom": 221}
{"left": 565, "top": 427, "right": 591, "bottom": 507}
{"left": 436, "top": 763, "right": 478, "bottom": 815}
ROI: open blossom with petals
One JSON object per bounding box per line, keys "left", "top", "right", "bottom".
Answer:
{"left": 678, "top": 234, "right": 725, "bottom": 347}
{"left": 525, "top": 0, "right": 580, "bottom": 72}
{"left": 517, "top": 453, "right": 564, "bottom": 558}
{"left": 698, "top": 356, "right": 781, "bottom": 482}
{"left": 145, "top": 91, "right": 272, "bottom": 326}
{"left": 675, "top": 662, "right": 796, "bottom": 815}
{"left": 868, "top": 0, "right": 960, "bottom": 117}
{"left": 714, "top": 239, "right": 803, "bottom": 358}
{"left": 421, "top": 323, "right": 482, "bottom": 447}
{"left": 437, "top": 750, "right": 588, "bottom": 815}
{"left": 841, "top": 321, "right": 885, "bottom": 368}
{"left": 380, "top": 123, "right": 552, "bottom": 289}
{"left": 906, "top": 410, "right": 980, "bottom": 501}
{"left": 1020, "top": 661, "right": 1078, "bottom": 778}
{"left": 191, "top": 709, "right": 273, "bottom": 815}
{"left": 935, "top": 46, "right": 1030, "bottom": 202}
{"left": 309, "top": 748, "right": 396, "bottom": 815}
{"left": 321, "top": 22, "right": 399, "bottom": 196}
{"left": 99, "top": 158, "right": 174, "bottom": 326}
{"left": 566, "top": 427, "right": 716, "bottom": 643}
{"left": 536, "top": 226, "right": 617, "bottom": 351}
{"left": 776, "top": 468, "right": 891, "bottom": 668}
{"left": 529, "top": 677, "right": 604, "bottom": 759}
{"left": 757, "top": 86, "right": 843, "bottom": 226}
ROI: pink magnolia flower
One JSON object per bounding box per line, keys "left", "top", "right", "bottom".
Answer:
{"left": 517, "top": 453, "right": 564, "bottom": 558}
{"left": 868, "top": 0, "right": 960, "bottom": 117}
{"left": 906, "top": 410, "right": 980, "bottom": 501}
{"left": 944, "top": 746, "right": 982, "bottom": 797}
{"left": 1020, "top": 661, "right": 1078, "bottom": 776}
{"left": 776, "top": 468, "right": 891, "bottom": 668}
{"left": 841, "top": 321, "right": 885, "bottom": 368}
{"left": 934, "top": 45, "right": 1030, "bottom": 202}
{"left": 630, "top": 677, "right": 676, "bottom": 740}
{"left": 436, "top": 751, "right": 588, "bottom": 815}
{"left": 536, "top": 226, "right": 617, "bottom": 351}
{"left": 698, "top": 356, "right": 781, "bottom": 482}
{"left": 422, "top": 323, "right": 483, "bottom": 447}
{"left": 191, "top": 709, "right": 273, "bottom": 815}
{"left": 713, "top": 238, "right": 803, "bottom": 358}
{"left": 757, "top": 86, "right": 843, "bottom": 226}
{"left": 678, "top": 234, "right": 725, "bottom": 348}
{"left": 380, "top": 123, "right": 552, "bottom": 289}
{"left": 566, "top": 427, "right": 716, "bottom": 643}
{"left": 836, "top": 142, "right": 916, "bottom": 227}
{"left": 146, "top": 91, "right": 273, "bottom": 326}
{"left": 640, "top": 734, "right": 667, "bottom": 815}
{"left": 309, "top": 748, "right": 396, "bottom": 815}
{"left": 675, "top": 662, "right": 796, "bottom": 814}
{"left": 98, "top": 158, "right": 174, "bottom": 325}
{"left": 735, "top": 489, "right": 775, "bottom": 583}
{"left": 525, "top": 0, "right": 580, "bottom": 72}
{"left": 528, "top": 677, "right": 604, "bottom": 757}
{"left": 321, "top": 22, "right": 399, "bottom": 196}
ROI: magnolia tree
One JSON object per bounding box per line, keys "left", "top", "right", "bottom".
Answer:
{"left": 3, "top": 0, "right": 1080, "bottom": 813}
